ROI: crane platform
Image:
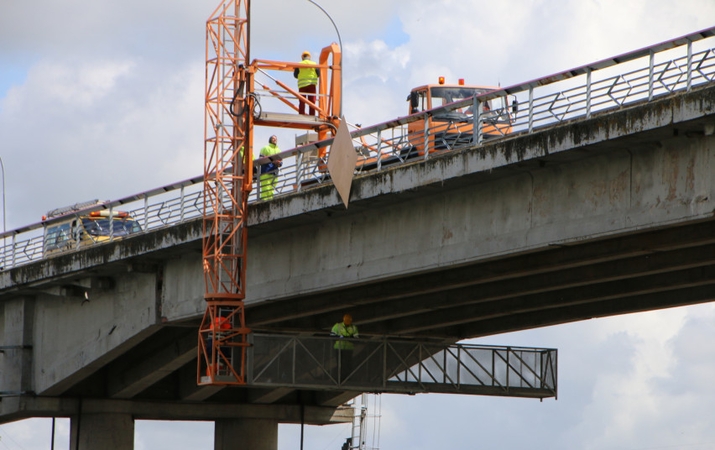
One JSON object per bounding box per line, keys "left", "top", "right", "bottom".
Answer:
{"left": 255, "top": 111, "right": 331, "bottom": 129}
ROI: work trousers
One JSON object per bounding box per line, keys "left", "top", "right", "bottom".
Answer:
{"left": 299, "top": 84, "right": 317, "bottom": 115}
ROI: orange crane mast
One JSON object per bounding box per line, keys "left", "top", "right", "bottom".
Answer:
{"left": 197, "top": 0, "right": 342, "bottom": 385}
{"left": 198, "top": 0, "right": 253, "bottom": 385}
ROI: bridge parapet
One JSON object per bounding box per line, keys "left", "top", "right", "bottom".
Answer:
{"left": 240, "top": 334, "right": 557, "bottom": 399}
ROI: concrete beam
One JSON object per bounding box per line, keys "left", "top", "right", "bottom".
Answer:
{"left": 36, "top": 272, "right": 161, "bottom": 395}
{"left": 108, "top": 331, "right": 197, "bottom": 398}
{"left": 314, "top": 390, "right": 363, "bottom": 408}
{"left": 0, "top": 397, "right": 352, "bottom": 425}
{"left": 248, "top": 387, "right": 295, "bottom": 404}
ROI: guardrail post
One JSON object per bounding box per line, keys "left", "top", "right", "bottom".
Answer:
{"left": 528, "top": 87, "right": 534, "bottom": 134}
{"left": 687, "top": 38, "right": 693, "bottom": 92}
{"left": 180, "top": 186, "right": 186, "bottom": 222}
{"left": 585, "top": 69, "right": 592, "bottom": 119}
{"left": 376, "top": 129, "right": 383, "bottom": 171}
{"left": 11, "top": 234, "right": 16, "bottom": 269}
{"left": 476, "top": 100, "right": 483, "bottom": 145}
{"left": 472, "top": 96, "right": 479, "bottom": 146}
{"left": 296, "top": 151, "right": 305, "bottom": 191}
{"left": 109, "top": 204, "right": 114, "bottom": 241}
{"left": 423, "top": 115, "right": 430, "bottom": 161}
{"left": 648, "top": 50, "right": 655, "bottom": 101}
{"left": 143, "top": 195, "right": 149, "bottom": 231}
{"left": 74, "top": 217, "right": 81, "bottom": 252}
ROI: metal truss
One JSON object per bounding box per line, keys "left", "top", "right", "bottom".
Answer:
{"left": 248, "top": 334, "right": 557, "bottom": 399}
{"left": 199, "top": 0, "right": 253, "bottom": 386}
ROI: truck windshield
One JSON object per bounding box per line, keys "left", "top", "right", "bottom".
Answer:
{"left": 430, "top": 87, "right": 488, "bottom": 107}
{"left": 81, "top": 218, "right": 141, "bottom": 237}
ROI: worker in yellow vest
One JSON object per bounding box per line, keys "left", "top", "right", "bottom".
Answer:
{"left": 331, "top": 314, "right": 359, "bottom": 382}
{"left": 293, "top": 50, "right": 320, "bottom": 115}
{"left": 259, "top": 135, "right": 282, "bottom": 200}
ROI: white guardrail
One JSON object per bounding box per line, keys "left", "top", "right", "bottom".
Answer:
{"left": 2, "top": 27, "right": 714, "bottom": 271}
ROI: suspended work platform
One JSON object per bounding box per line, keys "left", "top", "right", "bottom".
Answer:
{"left": 255, "top": 111, "right": 331, "bottom": 129}
{"left": 201, "top": 333, "right": 557, "bottom": 399}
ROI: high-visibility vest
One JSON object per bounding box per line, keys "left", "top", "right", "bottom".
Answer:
{"left": 259, "top": 143, "right": 281, "bottom": 175}
{"left": 297, "top": 60, "right": 318, "bottom": 88}
{"left": 332, "top": 323, "right": 358, "bottom": 350}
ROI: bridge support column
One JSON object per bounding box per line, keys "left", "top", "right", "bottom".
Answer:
{"left": 70, "top": 412, "right": 134, "bottom": 450}
{"left": 215, "top": 418, "right": 278, "bottom": 450}
{"left": 0, "top": 297, "right": 34, "bottom": 398}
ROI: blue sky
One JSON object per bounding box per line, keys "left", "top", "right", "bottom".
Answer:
{"left": 1, "top": 0, "right": 715, "bottom": 449}
{"left": 0, "top": 65, "right": 27, "bottom": 105}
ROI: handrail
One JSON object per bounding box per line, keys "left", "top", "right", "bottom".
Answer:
{"left": 1, "top": 26, "right": 714, "bottom": 271}
{"left": 245, "top": 333, "right": 557, "bottom": 397}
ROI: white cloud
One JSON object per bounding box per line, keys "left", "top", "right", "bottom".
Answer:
{"left": 2, "top": 0, "right": 715, "bottom": 448}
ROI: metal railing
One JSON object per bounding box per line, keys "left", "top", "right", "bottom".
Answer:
{"left": 1, "top": 27, "right": 714, "bottom": 271}
{"left": 247, "top": 334, "right": 557, "bottom": 398}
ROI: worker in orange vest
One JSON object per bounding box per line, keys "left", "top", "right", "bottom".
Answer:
{"left": 207, "top": 315, "right": 231, "bottom": 376}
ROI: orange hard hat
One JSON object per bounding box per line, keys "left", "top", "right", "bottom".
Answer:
{"left": 343, "top": 314, "right": 353, "bottom": 325}
{"left": 213, "top": 316, "right": 230, "bottom": 330}
{"left": 302, "top": 50, "right": 311, "bottom": 58}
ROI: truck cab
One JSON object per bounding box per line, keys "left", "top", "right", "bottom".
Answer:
{"left": 43, "top": 204, "right": 141, "bottom": 256}
{"left": 407, "top": 78, "right": 513, "bottom": 154}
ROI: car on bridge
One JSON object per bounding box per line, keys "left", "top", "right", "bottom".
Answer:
{"left": 43, "top": 202, "right": 142, "bottom": 256}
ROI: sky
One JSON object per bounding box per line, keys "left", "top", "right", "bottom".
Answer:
{"left": 1, "top": 0, "right": 715, "bottom": 449}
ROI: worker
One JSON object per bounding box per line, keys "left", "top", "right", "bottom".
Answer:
{"left": 331, "top": 313, "right": 359, "bottom": 382}
{"left": 258, "top": 135, "right": 282, "bottom": 200}
{"left": 293, "top": 50, "right": 319, "bottom": 115}
{"left": 206, "top": 315, "right": 231, "bottom": 376}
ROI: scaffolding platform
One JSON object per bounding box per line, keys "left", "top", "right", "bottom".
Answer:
{"left": 246, "top": 333, "right": 557, "bottom": 399}
{"left": 255, "top": 111, "right": 330, "bottom": 129}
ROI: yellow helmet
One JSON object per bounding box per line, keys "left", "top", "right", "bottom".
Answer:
{"left": 302, "top": 50, "right": 311, "bottom": 58}
{"left": 343, "top": 314, "right": 353, "bottom": 325}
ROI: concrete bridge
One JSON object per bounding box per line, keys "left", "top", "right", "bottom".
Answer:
{"left": 2, "top": 31, "right": 715, "bottom": 449}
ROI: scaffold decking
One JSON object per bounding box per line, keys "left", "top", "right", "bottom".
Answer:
{"left": 231, "top": 334, "right": 558, "bottom": 399}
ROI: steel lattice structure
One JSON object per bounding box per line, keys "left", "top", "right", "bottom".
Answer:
{"left": 198, "top": 0, "right": 253, "bottom": 385}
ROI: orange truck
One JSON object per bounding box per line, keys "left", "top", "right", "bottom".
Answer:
{"left": 354, "top": 78, "right": 514, "bottom": 171}
{"left": 406, "top": 77, "right": 513, "bottom": 154}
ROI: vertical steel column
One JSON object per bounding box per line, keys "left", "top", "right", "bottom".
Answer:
{"left": 199, "top": 0, "right": 253, "bottom": 386}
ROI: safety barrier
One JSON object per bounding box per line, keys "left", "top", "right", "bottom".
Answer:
{"left": 247, "top": 333, "right": 557, "bottom": 398}
{"left": 1, "top": 27, "right": 713, "bottom": 271}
